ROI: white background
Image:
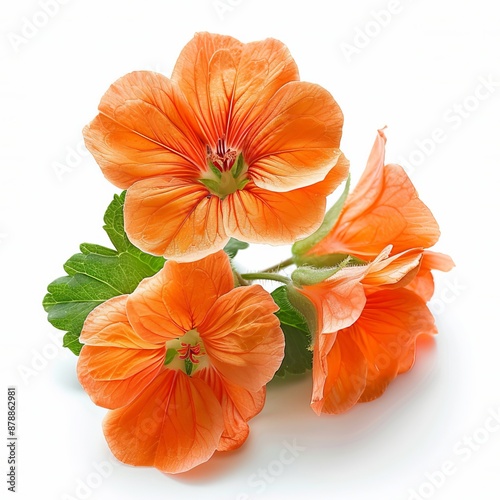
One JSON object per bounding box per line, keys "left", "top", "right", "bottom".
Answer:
{"left": 1, "top": 1, "right": 499, "bottom": 499}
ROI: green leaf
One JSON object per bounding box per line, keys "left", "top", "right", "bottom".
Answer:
{"left": 271, "top": 286, "right": 312, "bottom": 378}
{"left": 230, "top": 153, "right": 244, "bottom": 178}
{"left": 223, "top": 238, "right": 249, "bottom": 259}
{"left": 291, "top": 257, "right": 352, "bottom": 286}
{"left": 43, "top": 192, "right": 166, "bottom": 355}
{"left": 292, "top": 175, "right": 350, "bottom": 258}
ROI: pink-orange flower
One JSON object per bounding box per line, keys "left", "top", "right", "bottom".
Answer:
{"left": 84, "top": 32, "right": 348, "bottom": 262}
{"left": 77, "top": 250, "right": 284, "bottom": 473}
{"left": 296, "top": 247, "right": 437, "bottom": 414}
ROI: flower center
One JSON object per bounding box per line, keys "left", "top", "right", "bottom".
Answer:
{"left": 199, "top": 138, "right": 249, "bottom": 199}
{"left": 164, "top": 329, "right": 207, "bottom": 376}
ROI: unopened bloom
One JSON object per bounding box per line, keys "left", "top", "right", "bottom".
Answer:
{"left": 84, "top": 32, "right": 348, "bottom": 262}
{"left": 77, "top": 251, "right": 284, "bottom": 473}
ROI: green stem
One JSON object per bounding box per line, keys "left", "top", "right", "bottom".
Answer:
{"left": 241, "top": 272, "right": 291, "bottom": 285}
{"left": 260, "top": 257, "right": 295, "bottom": 273}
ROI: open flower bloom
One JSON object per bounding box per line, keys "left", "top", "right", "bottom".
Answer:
{"left": 84, "top": 32, "right": 348, "bottom": 261}
{"left": 295, "top": 247, "right": 441, "bottom": 414}
{"left": 77, "top": 251, "right": 284, "bottom": 473}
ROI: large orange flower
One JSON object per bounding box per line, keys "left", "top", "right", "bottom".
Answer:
{"left": 296, "top": 247, "right": 437, "bottom": 414}
{"left": 77, "top": 251, "right": 284, "bottom": 473}
{"left": 84, "top": 32, "right": 348, "bottom": 261}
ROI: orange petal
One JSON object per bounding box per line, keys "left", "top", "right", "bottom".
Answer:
{"left": 406, "top": 250, "right": 455, "bottom": 302}
{"left": 127, "top": 251, "right": 235, "bottom": 343}
{"left": 351, "top": 288, "right": 437, "bottom": 402}
{"left": 309, "top": 129, "right": 440, "bottom": 258}
{"left": 311, "top": 332, "right": 367, "bottom": 415}
{"left": 171, "top": 32, "right": 243, "bottom": 145}
{"left": 222, "top": 154, "right": 348, "bottom": 245}
{"left": 200, "top": 285, "right": 283, "bottom": 392}
{"left": 195, "top": 367, "right": 265, "bottom": 452}
{"left": 83, "top": 72, "right": 205, "bottom": 189}
{"left": 299, "top": 264, "right": 369, "bottom": 333}
{"left": 243, "top": 81, "right": 344, "bottom": 192}
{"left": 124, "top": 176, "right": 228, "bottom": 261}
{"left": 362, "top": 248, "right": 424, "bottom": 290}
{"left": 225, "top": 38, "right": 299, "bottom": 146}
{"left": 77, "top": 296, "right": 164, "bottom": 409}
{"left": 103, "top": 369, "right": 224, "bottom": 474}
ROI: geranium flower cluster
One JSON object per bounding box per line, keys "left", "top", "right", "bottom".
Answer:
{"left": 50, "top": 32, "right": 453, "bottom": 474}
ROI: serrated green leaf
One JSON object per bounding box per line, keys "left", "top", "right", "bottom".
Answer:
{"left": 223, "top": 238, "right": 249, "bottom": 259}
{"left": 271, "top": 286, "right": 312, "bottom": 378}
{"left": 43, "top": 191, "right": 166, "bottom": 355}
{"left": 292, "top": 175, "right": 350, "bottom": 257}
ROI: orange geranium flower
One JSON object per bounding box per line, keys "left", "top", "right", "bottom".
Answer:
{"left": 84, "top": 32, "right": 348, "bottom": 261}
{"left": 296, "top": 247, "right": 437, "bottom": 414}
{"left": 307, "top": 128, "right": 440, "bottom": 260}
{"left": 77, "top": 250, "right": 284, "bottom": 473}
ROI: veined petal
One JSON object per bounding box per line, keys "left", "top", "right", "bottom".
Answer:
{"left": 124, "top": 176, "right": 228, "bottom": 261}
{"left": 243, "top": 81, "right": 343, "bottom": 192}
{"left": 362, "top": 248, "right": 423, "bottom": 290}
{"left": 311, "top": 332, "right": 367, "bottom": 415}
{"left": 351, "top": 288, "right": 437, "bottom": 402}
{"left": 171, "top": 32, "right": 242, "bottom": 145}
{"left": 299, "top": 264, "right": 369, "bottom": 334}
{"left": 309, "top": 129, "right": 440, "bottom": 258}
{"left": 127, "top": 251, "right": 235, "bottom": 344}
{"left": 223, "top": 154, "right": 349, "bottom": 244}
{"left": 200, "top": 285, "right": 283, "bottom": 392}
{"left": 84, "top": 72, "right": 205, "bottom": 189}
{"left": 77, "top": 296, "right": 164, "bottom": 409}
{"left": 78, "top": 346, "right": 164, "bottom": 409}
{"left": 195, "top": 367, "right": 265, "bottom": 452}
{"left": 171, "top": 33, "right": 300, "bottom": 149}
{"left": 226, "top": 38, "right": 299, "bottom": 146}
{"left": 406, "top": 251, "right": 455, "bottom": 302}
{"left": 103, "top": 369, "right": 224, "bottom": 474}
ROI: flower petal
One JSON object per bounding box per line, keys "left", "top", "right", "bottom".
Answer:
{"left": 223, "top": 154, "right": 349, "bottom": 244}
{"left": 171, "top": 32, "right": 243, "bottom": 145}
{"left": 200, "top": 285, "right": 283, "bottom": 392}
{"left": 406, "top": 250, "right": 455, "bottom": 302}
{"left": 103, "top": 369, "right": 224, "bottom": 474}
{"left": 351, "top": 288, "right": 437, "bottom": 402}
{"left": 77, "top": 296, "right": 164, "bottom": 409}
{"left": 299, "top": 264, "right": 369, "bottom": 333}
{"left": 195, "top": 367, "right": 265, "bottom": 452}
{"left": 124, "top": 176, "right": 228, "bottom": 261}
{"left": 243, "top": 81, "right": 344, "bottom": 192}
{"left": 311, "top": 332, "right": 367, "bottom": 415}
{"left": 84, "top": 72, "right": 205, "bottom": 189}
{"left": 127, "top": 251, "right": 235, "bottom": 343}
{"left": 309, "top": 129, "right": 440, "bottom": 258}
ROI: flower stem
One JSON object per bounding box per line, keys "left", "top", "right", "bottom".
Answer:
{"left": 241, "top": 272, "right": 291, "bottom": 285}
{"left": 259, "top": 257, "right": 295, "bottom": 274}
